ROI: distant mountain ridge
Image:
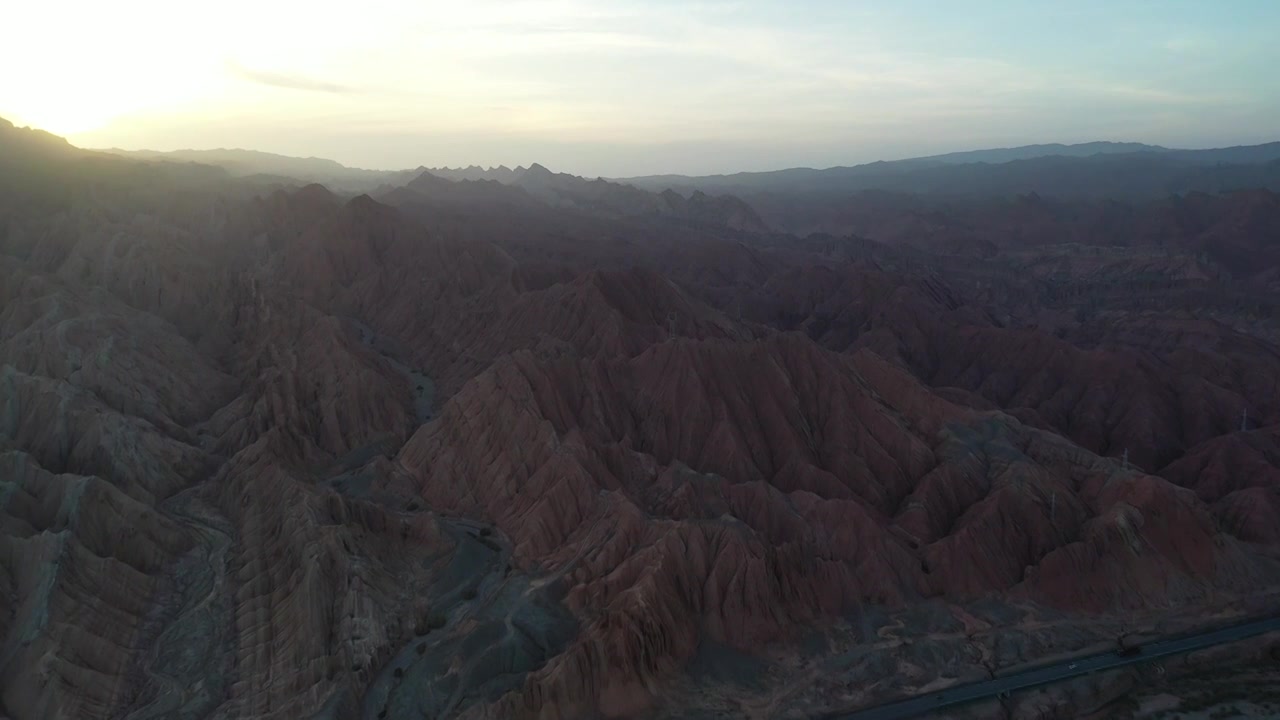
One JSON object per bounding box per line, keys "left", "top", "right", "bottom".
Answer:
{"left": 94, "top": 137, "right": 1280, "bottom": 191}
{"left": 384, "top": 165, "right": 771, "bottom": 232}
{"left": 99, "top": 146, "right": 416, "bottom": 190}
{"left": 910, "top": 141, "right": 1171, "bottom": 165}
{"left": 614, "top": 140, "right": 1280, "bottom": 188}
{"left": 1, "top": 118, "right": 238, "bottom": 214}
{"left": 426, "top": 165, "right": 526, "bottom": 183}
{"left": 110, "top": 147, "right": 355, "bottom": 174}
{"left": 91, "top": 131, "right": 1280, "bottom": 202}
{"left": 614, "top": 141, "right": 1280, "bottom": 200}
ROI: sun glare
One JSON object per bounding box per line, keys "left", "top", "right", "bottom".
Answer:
{"left": 2, "top": 1, "right": 227, "bottom": 137}
{"left": 9, "top": 91, "right": 142, "bottom": 138}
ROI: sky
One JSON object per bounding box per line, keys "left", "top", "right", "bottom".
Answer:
{"left": 3, "top": 0, "right": 1279, "bottom": 176}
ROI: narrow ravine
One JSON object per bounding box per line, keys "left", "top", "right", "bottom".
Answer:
{"left": 351, "top": 319, "right": 435, "bottom": 424}
{"left": 124, "top": 484, "right": 236, "bottom": 719}
{"left": 357, "top": 519, "right": 578, "bottom": 720}
{"left": 343, "top": 317, "right": 578, "bottom": 718}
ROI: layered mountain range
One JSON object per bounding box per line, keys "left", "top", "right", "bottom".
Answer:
{"left": 3, "top": 117, "right": 1280, "bottom": 719}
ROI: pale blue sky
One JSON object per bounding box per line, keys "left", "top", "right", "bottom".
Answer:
{"left": 3, "top": 0, "right": 1277, "bottom": 175}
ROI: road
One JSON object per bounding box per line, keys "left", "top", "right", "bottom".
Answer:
{"left": 823, "top": 615, "right": 1280, "bottom": 720}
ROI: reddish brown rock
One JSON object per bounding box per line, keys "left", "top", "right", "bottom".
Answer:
{"left": 2, "top": 123, "right": 1279, "bottom": 719}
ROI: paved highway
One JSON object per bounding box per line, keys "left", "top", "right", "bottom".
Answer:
{"left": 822, "top": 616, "right": 1280, "bottom": 720}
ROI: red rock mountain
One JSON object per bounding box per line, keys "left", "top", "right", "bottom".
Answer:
{"left": 1, "top": 121, "right": 1278, "bottom": 719}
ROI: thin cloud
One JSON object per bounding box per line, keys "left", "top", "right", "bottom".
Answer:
{"left": 226, "top": 60, "right": 356, "bottom": 94}
{"left": 1162, "top": 36, "right": 1214, "bottom": 55}
{"left": 1085, "top": 82, "right": 1227, "bottom": 106}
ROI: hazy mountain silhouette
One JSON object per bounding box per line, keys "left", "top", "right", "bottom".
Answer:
{"left": 383, "top": 166, "right": 769, "bottom": 231}
{"left": 425, "top": 164, "right": 526, "bottom": 183}
{"left": 98, "top": 147, "right": 422, "bottom": 190}
{"left": 96, "top": 136, "right": 1280, "bottom": 200}
{"left": 911, "top": 141, "right": 1171, "bottom": 165}
{"left": 617, "top": 141, "right": 1280, "bottom": 199}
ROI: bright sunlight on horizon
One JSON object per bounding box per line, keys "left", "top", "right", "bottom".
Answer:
{"left": 4, "top": 0, "right": 1279, "bottom": 176}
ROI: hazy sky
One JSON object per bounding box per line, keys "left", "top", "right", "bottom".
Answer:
{"left": 4, "top": 0, "right": 1278, "bottom": 176}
